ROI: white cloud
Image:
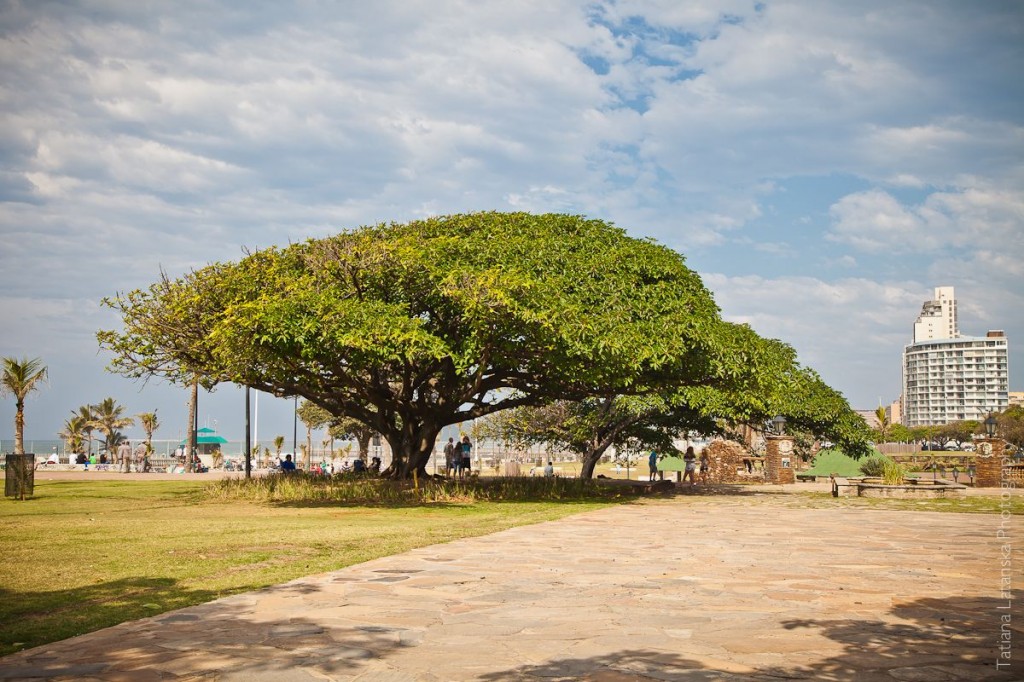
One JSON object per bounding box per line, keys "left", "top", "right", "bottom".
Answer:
{"left": 1, "top": 0, "right": 1022, "bottom": 437}
{"left": 702, "top": 274, "right": 929, "bottom": 405}
{"left": 827, "top": 183, "right": 1024, "bottom": 254}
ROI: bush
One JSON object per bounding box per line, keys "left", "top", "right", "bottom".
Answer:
{"left": 204, "top": 472, "right": 631, "bottom": 505}
{"left": 881, "top": 458, "right": 908, "bottom": 485}
{"left": 859, "top": 455, "right": 890, "bottom": 477}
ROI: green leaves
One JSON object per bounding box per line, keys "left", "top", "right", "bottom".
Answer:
{"left": 97, "top": 211, "right": 868, "bottom": 464}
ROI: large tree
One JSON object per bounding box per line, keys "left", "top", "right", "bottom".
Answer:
{"left": 483, "top": 334, "right": 872, "bottom": 478}
{"left": 100, "top": 212, "right": 775, "bottom": 477}
{"left": 1, "top": 356, "right": 48, "bottom": 455}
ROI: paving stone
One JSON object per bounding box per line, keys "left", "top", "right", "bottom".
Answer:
{"left": 0, "top": 662, "right": 108, "bottom": 679}
{"left": 269, "top": 623, "right": 326, "bottom": 637}
{"left": 0, "top": 489, "right": 1019, "bottom": 681}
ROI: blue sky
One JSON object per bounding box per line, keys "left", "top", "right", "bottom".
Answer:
{"left": 1, "top": 0, "right": 1022, "bottom": 444}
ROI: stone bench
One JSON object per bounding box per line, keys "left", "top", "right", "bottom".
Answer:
{"left": 829, "top": 476, "right": 859, "bottom": 496}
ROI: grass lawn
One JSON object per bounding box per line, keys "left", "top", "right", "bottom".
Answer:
{"left": 803, "top": 448, "right": 877, "bottom": 477}
{"left": 0, "top": 479, "right": 616, "bottom": 657}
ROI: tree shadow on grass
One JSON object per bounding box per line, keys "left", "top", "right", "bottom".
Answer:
{"left": 0, "top": 579, "right": 412, "bottom": 681}
{"left": 0, "top": 577, "right": 224, "bottom": 658}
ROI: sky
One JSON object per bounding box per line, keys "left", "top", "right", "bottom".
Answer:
{"left": 1, "top": 0, "right": 1022, "bottom": 446}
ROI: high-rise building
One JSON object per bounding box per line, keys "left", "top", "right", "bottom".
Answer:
{"left": 902, "top": 287, "right": 1009, "bottom": 427}
{"left": 912, "top": 285, "right": 958, "bottom": 342}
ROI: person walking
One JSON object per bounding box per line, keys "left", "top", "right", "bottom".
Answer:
{"left": 699, "top": 451, "right": 710, "bottom": 484}
{"left": 117, "top": 440, "right": 132, "bottom": 474}
{"left": 134, "top": 441, "right": 147, "bottom": 473}
{"left": 648, "top": 450, "right": 660, "bottom": 481}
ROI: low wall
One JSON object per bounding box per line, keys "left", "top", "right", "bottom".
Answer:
{"left": 857, "top": 478, "right": 966, "bottom": 499}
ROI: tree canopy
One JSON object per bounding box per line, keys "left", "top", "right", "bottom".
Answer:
{"left": 480, "top": 345, "right": 872, "bottom": 478}
{"left": 99, "top": 211, "right": 866, "bottom": 476}
{"left": 996, "top": 406, "right": 1024, "bottom": 451}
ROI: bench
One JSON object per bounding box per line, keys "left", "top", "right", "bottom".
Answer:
{"left": 829, "top": 475, "right": 861, "bottom": 497}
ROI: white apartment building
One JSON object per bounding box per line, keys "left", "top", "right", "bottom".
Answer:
{"left": 901, "top": 287, "right": 1009, "bottom": 427}
{"left": 912, "top": 285, "right": 958, "bottom": 342}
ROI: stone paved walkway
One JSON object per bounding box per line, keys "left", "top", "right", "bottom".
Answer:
{"left": 0, "top": 494, "right": 1018, "bottom": 681}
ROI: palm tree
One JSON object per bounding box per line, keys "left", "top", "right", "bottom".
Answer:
{"left": 874, "top": 406, "right": 890, "bottom": 444}
{"left": 1, "top": 356, "right": 48, "bottom": 454}
{"left": 137, "top": 411, "right": 160, "bottom": 454}
{"left": 273, "top": 435, "right": 285, "bottom": 467}
{"left": 76, "top": 404, "right": 97, "bottom": 457}
{"left": 59, "top": 414, "right": 88, "bottom": 454}
{"left": 89, "top": 397, "right": 135, "bottom": 455}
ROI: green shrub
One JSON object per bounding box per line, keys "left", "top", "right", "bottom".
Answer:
{"left": 204, "top": 472, "right": 631, "bottom": 505}
{"left": 859, "top": 455, "right": 890, "bottom": 477}
{"left": 881, "top": 458, "right": 908, "bottom": 485}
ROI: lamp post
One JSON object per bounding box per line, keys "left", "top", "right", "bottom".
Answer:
{"left": 244, "top": 387, "right": 252, "bottom": 479}
{"left": 984, "top": 413, "right": 997, "bottom": 438}
{"left": 771, "top": 415, "right": 787, "bottom": 436}
{"left": 293, "top": 395, "right": 298, "bottom": 463}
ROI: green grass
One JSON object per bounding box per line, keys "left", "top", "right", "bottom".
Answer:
{"left": 804, "top": 448, "right": 876, "bottom": 477}
{"left": 0, "top": 478, "right": 620, "bottom": 656}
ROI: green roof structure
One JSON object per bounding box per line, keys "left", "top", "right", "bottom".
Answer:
{"left": 180, "top": 427, "right": 229, "bottom": 445}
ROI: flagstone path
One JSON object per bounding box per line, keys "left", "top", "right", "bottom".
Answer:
{"left": 0, "top": 491, "right": 1018, "bottom": 681}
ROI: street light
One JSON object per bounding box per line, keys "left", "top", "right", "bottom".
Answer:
{"left": 244, "top": 387, "right": 252, "bottom": 479}
{"left": 771, "top": 415, "right": 787, "bottom": 436}
{"left": 984, "top": 413, "right": 997, "bottom": 438}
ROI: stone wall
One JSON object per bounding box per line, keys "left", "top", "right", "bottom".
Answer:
{"left": 974, "top": 438, "right": 1006, "bottom": 488}
{"left": 764, "top": 436, "right": 796, "bottom": 485}
{"left": 703, "top": 440, "right": 755, "bottom": 483}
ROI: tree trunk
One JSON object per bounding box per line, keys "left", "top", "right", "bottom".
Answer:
{"left": 380, "top": 421, "right": 442, "bottom": 479}
{"left": 14, "top": 399, "right": 25, "bottom": 454}
{"left": 580, "top": 451, "right": 599, "bottom": 479}
{"left": 579, "top": 442, "right": 614, "bottom": 480}
{"left": 187, "top": 381, "right": 198, "bottom": 473}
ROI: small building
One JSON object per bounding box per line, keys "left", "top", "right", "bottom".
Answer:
{"left": 180, "top": 427, "right": 229, "bottom": 455}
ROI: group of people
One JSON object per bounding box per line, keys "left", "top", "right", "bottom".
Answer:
{"left": 278, "top": 454, "right": 382, "bottom": 475}
{"left": 443, "top": 436, "right": 473, "bottom": 478}
{"left": 70, "top": 441, "right": 152, "bottom": 472}
{"left": 649, "top": 446, "right": 710, "bottom": 486}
